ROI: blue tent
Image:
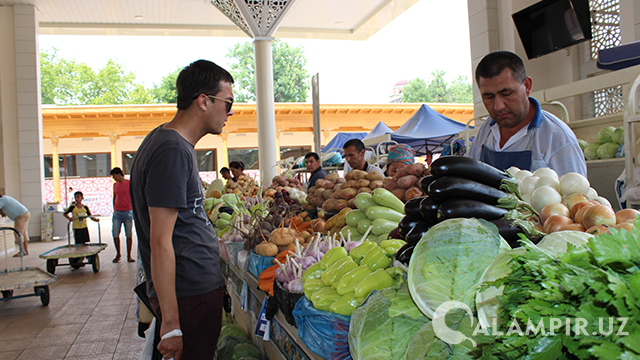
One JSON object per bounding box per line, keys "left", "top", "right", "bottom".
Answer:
{"left": 363, "top": 121, "right": 393, "bottom": 140}
{"left": 363, "top": 104, "right": 471, "bottom": 155}
{"left": 321, "top": 132, "right": 367, "bottom": 153}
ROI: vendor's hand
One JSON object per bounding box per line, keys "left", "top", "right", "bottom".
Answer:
{"left": 0, "top": 210, "right": 5, "bottom": 217}
{"left": 158, "top": 331, "right": 182, "bottom": 360}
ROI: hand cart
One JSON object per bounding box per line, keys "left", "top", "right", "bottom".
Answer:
{"left": 39, "top": 216, "right": 107, "bottom": 274}
{"left": 0, "top": 227, "right": 57, "bottom": 306}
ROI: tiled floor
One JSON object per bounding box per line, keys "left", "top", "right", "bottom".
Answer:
{"left": 0, "top": 218, "right": 145, "bottom": 360}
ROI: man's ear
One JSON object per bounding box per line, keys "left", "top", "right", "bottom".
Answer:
{"left": 523, "top": 76, "right": 533, "bottom": 96}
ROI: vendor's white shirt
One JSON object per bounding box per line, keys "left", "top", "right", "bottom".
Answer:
{"left": 467, "top": 98, "right": 587, "bottom": 177}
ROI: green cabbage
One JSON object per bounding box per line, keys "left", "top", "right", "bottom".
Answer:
{"left": 597, "top": 142, "right": 620, "bottom": 159}
{"left": 612, "top": 126, "right": 624, "bottom": 145}
{"left": 577, "top": 139, "right": 588, "bottom": 151}
{"left": 596, "top": 126, "right": 616, "bottom": 143}
{"left": 583, "top": 142, "right": 600, "bottom": 160}
{"left": 232, "top": 343, "right": 261, "bottom": 360}
{"left": 536, "top": 230, "right": 592, "bottom": 257}
{"left": 407, "top": 218, "right": 507, "bottom": 319}
{"left": 219, "top": 324, "right": 248, "bottom": 339}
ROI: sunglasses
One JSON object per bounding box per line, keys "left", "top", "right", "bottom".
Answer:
{"left": 202, "top": 94, "right": 233, "bottom": 112}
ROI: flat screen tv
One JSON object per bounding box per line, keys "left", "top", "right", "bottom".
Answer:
{"left": 512, "top": 0, "right": 592, "bottom": 59}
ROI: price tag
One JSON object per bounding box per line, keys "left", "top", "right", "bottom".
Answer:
{"left": 240, "top": 280, "right": 248, "bottom": 311}
{"left": 254, "top": 298, "right": 271, "bottom": 340}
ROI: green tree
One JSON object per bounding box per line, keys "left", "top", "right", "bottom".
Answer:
{"left": 152, "top": 68, "right": 180, "bottom": 103}
{"left": 226, "top": 39, "right": 309, "bottom": 102}
{"left": 401, "top": 70, "right": 473, "bottom": 103}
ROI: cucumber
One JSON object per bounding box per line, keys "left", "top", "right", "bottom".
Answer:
{"left": 346, "top": 209, "right": 367, "bottom": 227}
{"left": 365, "top": 206, "right": 404, "bottom": 223}
{"left": 372, "top": 188, "right": 406, "bottom": 214}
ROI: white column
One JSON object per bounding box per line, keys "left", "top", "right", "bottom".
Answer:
{"left": 14, "top": 5, "right": 44, "bottom": 241}
{"left": 253, "top": 37, "right": 278, "bottom": 186}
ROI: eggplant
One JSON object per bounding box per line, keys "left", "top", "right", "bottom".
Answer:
{"left": 419, "top": 196, "right": 440, "bottom": 222}
{"left": 388, "top": 227, "right": 403, "bottom": 240}
{"left": 437, "top": 199, "right": 508, "bottom": 221}
{"left": 404, "top": 196, "right": 426, "bottom": 220}
{"left": 395, "top": 243, "right": 414, "bottom": 265}
{"left": 488, "top": 219, "right": 544, "bottom": 248}
{"left": 405, "top": 221, "right": 433, "bottom": 245}
{"left": 429, "top": 156, "right": 519, "bottom": 194}
{"left": 219, "top": 206, "right": 234, "bottom": 215}
{"left": 398, "top": 216, "right": 422, "bottom": 238}
{"left": 419, "top": 175, "right": 436, "bottom": 194}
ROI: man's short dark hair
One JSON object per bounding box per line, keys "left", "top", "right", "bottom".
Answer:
{"left": 305, "top": 152, "right": 320, "bottom": 161}
{"left": 74, "top": 191, "right": 83, "bottom": 198}
{"left": 110, "top": 167, "right": 124, "bottom": 176}
{"left": 343, "top": 139, "right": 365, "bottom": 152}
{"left": 220, "top": 167, "right": 230, "bottom": 174}
{"left": 229, "top": 161, "right": 245, "bottom": 171}
{"left": 475, "top": 51, "right": 527, "bottom": 84}
{"left": 176, "top": 60, "right": 235, "bottom": 110}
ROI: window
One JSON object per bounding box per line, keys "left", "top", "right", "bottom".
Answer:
{"left": 122, "top": 152, "right": 136, "bottom": 175}
{"left": 228, "top": 146, "right": 311, "bottom": 169}
{"left": 44, "top": 153, "right": 111, "bottom": 178}
{"left": 195, "top": 149, "right": 217, "bottom": 172}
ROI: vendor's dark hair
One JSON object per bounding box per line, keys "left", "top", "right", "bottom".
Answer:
{"left": 305, "top": 152, "right": 319, "bottom": 161}
{"left": 220, "top": 167, "right": 230, "bottom": 174}
{"left": 110, "top": 167, "right": 124, "bottom": 176}
{"left": 229, "top": 161, "right": 245, "bottom": 171}
{"left": 475, "top": 51, "right": 527, "bottom": 84}
{"left": 343, "top": 139, "right": 365, "bottom": 152}
{"left": 74, "top": 191, "right": 84, "bottom": 198}
{"left": 176, "top": 60, "right": 234, "bottom": 110}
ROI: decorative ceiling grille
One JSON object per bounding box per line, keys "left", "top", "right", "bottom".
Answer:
{"left": 210, "top": 0, "right": 253, "bottom": 37}
{"left": 210, "top": 0, "right": 293, "bottom": 38}
{"left": 589, "top": 0, "right": 621, "bottom": 59}
{"left": 594, "top": 86, "right": 623, "bottom": 117}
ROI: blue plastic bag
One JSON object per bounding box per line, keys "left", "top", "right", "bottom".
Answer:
{"left": 247, "top": 250, "right": 275, "bottom": 278}
{"left": 292, "top": 297, "right": 352, "bottom": 360}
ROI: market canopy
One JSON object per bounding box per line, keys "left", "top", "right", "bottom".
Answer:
{"left": 363, "top": 104, "right": 472, "bottom": 155}
{"left": 321, "top": 132, "right": 367, "bottom": 153}
{"left": 363, "top": 121, "right": 394, "bottom": 140}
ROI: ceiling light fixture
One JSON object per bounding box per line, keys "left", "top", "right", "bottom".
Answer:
{"left": 134, "top": 15, "right": 144, "bottom": 20}
{"left": 335, "top": 21, "right": 343, "bottom": 26}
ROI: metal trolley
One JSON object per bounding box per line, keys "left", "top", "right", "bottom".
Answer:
{"left": 0, "top": 227, "right": 57, "bottom": 306}
{"left": 39, "top": 216, "right": 107, "bottom": 274}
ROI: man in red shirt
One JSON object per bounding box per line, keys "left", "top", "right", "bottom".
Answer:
{"left": 111, "top": 167, "right": 135, "bottom": 263}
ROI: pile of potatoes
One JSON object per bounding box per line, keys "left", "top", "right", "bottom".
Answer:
{"left": 306, "top": 170, "right": 385, "bottom": 212}
{"left": 382, "top": 162, "right": 429, "bottom": 202}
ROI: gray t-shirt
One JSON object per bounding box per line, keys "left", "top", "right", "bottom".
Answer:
{"left": 130, "top": 125, "right": 223, "bottom": 298}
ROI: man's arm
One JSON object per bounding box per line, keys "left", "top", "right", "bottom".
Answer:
{"left": 148, "top": 206, "right": 182, "bottom": 360}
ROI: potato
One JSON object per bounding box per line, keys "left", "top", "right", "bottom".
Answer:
{"left": 355, "top": 179, "right": 371, "bottom": 188}
{"left": 353, "top": 170, "right": 368, "bottom": 181}
{"left": 332, "top": 190, "right": 343, "bottom": 199}
{"left": 308, "top": 186, "right": 318, "bottom": 194}
{"left": 383, "top": 177, "right": 399, "bottom": 191}
{"left": 335, "top": 177, "right": 346, "bottom": 184}
{"left": 405, "top": 186, "right": 424, "bottom": 201}
{"left": 348, "top": 198, "right": 357, "bottom": 209}
{"left": 406, "top": 163, "right": 427, "bottom": 177}
{"left": 397, "top": 175, "right": 419, "bottom": 189}
{"left": 335, "top": 215, "right": 347, "bottom": 229}
{"left": 323, "top": 189, "right": 335, "bottom": 200}
{"left": 369, "top": 180, "right": 383, "bottom": 190}
{"left": 325, "top": 173, "right": 340, "bottom": 182}
{"left": 367, "top": 171, "right": 384, "bottom": 181}
{"left": 345, "top": 170, "right": 358, "bottom": 181}
{"left": 334, "top": 199, "right": 349, "bottom": 211}
{"left": 392, "top": 188, "right": 406, "bottom": 201}
{"left": 344, "top": 180, "right": 357, "bottom": 189}
{"left": 340, "top": 188, "right": 358, "bottom": 200}
{"left": 357, "top": 187, "right": 373, "bottom": 194}
{"left": 324, "top": 181, "right": 335, "bottom": 190}
{"left": 395, "top": 165, "right": 409, "bottom": 179}
{"left": 314, "top": 188, "right": 325, "bottom": 198}
{"left": 322, "top": 199, "right": 336, "bottom": 211}
{"left": 316, "top": 179, "right": 327, "bottom": 188}
{"left": 312, "top": 197, "right": 325, "bottom": 208}
{"left": 333, "top": 183, "right": 344, "bottom": 192}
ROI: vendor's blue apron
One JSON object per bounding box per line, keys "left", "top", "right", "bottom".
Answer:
{"left": 479, "top": 127, "right": 538, "bottom": 171}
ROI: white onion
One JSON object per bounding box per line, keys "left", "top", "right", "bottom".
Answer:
{"left": 506, "top": 166, "right": 521, "bottom": 177}
{"left": 522, "top": 193, "right": 532, "bottom": 204}
{"left": 595, "top": 196, "right": 612, "bottom": 208}
{"left": 520, "top": 176, "right": 539, "bottom": 195}
{"left": 514, "top": 170, "right": 533, "bottom": 181}
{"left": 586, "top": 187, "right": 598, "bottom": 201}
{"left": 533, "top": 167, "right": 559, "bottom": 180}
{"left": 531, "top": 186, "right": 562, "bottom": 213}
{"left": 535, "top": 176, "right": 560, "bottom": 191}
{"left": 559, "top": 172, "right": 590, "bottom": 196}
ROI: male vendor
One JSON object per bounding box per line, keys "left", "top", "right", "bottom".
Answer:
{"left": 304, "top": 152, "right": 328, "bottom": 191}
{"left": 342, "top": 139, "right": 384, "bottom": 175}
{"left": 466, "top": 51, "right": 586, "bottom": 177}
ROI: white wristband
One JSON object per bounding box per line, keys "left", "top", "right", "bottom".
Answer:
{"left": 161, "top": 329, "right": 183, "bottom": 340}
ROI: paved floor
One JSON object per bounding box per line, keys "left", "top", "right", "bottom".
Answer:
{"left": 0, "top": 217, "right": 146, "bottom": 360}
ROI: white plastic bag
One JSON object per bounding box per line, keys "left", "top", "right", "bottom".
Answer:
{"left": 139, "top": 317, "right": 156, "bottom": 360}
{"left": 237, "top": 250, "right": 250, "bottom": 271}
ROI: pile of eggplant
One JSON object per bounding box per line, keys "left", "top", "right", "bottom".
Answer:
{"left": 394, "top": 156, "right": 543, "bottom": 265}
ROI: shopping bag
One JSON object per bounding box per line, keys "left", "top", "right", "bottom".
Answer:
{"left": 292, "top": 297, "right": 351, "bottom": 360}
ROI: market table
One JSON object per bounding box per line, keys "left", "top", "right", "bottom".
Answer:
{"left": 221, "top": 259, "right": 324, "bottom": 360}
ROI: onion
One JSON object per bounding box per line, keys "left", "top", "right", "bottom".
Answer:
{"left": 522, "top": 193, "right": 532, "bottom": 204}
{"left": 506, "top": 166, "right": 521, "bottom": 177}
{"left": 531, "top": 186, "right": 562, "bottom": 213}
{"left": 514, "top": 170, "right": 533, "bottom": 181}
{"left": 564, "top": 194, "right": 589, "bottom": 215}
{"left": 520, "top": 176, "right": 539, "bottom": 195}
{"left": 585, "top": 188, "right": 598, "bottom": 201}
{"left": 574, "top": 202, "right": 595, "bottom": 225}
{"left": 595, "top": 196, "right": 612, "bottom": 208}
{"left": 535, "top": 176, "right": 560, "bottom": 191}
{"left": 559, "top": 172, "right": 590, "bottom": 196}
{"left": 612, "top": 222, "right": 635, "bottom": 232}
{"left": 615, "top": 208, "right": 640, "bottom": 224}
{"left": 559, "top": 223, "right": 586, "bottom": 232}
{"left": 543, "top": 215, "right": 573, "bottom": 233}
{"left": 571, "top": 201, "right": 594, "bottom": 220}
{"left": 533, "top": 167, "right": 559, "bottom": 180}
{"left": 582, "top": 205, "right": 616, "bottom": 229}
{"left": 540, "top": 203, "right": 570, "bottom": 224}
{"left": 586, "top": 225, "right": 609, "bottom": 235}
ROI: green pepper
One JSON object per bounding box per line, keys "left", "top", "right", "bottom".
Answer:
{"left": 321, "top": 256, "right": 354, "bottom": 286}
{"left": 303, "top": 279, "right": 326, "bottom": 299}
{"left": 215, "top": 218, "right": 230, "bottom": 229}
{"left": 336, "top": 265, "right": 371, "bottom": 295}
{"left": 312, "top": 289, "right": 343, "bottom": 311}
{"left": 302, "top": 262, "right": 323, "bottom": 281}
{"left": 329, "top": 261, "right": 358, "bottom": 288}
{"left": 310, "top": 286, "right": 335, "bottom": 303}
{"left": 329, "top": 292, "right": 360, "bottom": 316}
{"left": 385, "top": 267, "right": 406, "bottom": 285}
{"left": 360, "top": 246, "right": 392, "bottom": 271}
{"left": 219, "top": 212, "right": 232, "bottom": 221}
{"left": 320, "top": 247, "right": 348, "bottom": 270}
{"left": 380, "top": 239, "right": 406, "bottom": 256}
{"left": 349, "top": 241, "right": 377, "bottom": 264}
{"left": 354, "top": 268, "right": 394, "bottom": 298}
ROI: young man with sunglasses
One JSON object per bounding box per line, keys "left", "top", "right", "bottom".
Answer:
{"left": 130, "top": 60, "right": 234, "bottom": 360}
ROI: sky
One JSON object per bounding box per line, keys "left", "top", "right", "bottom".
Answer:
{"left": 38, "top": 0, "right": 472, "bottom": 104}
